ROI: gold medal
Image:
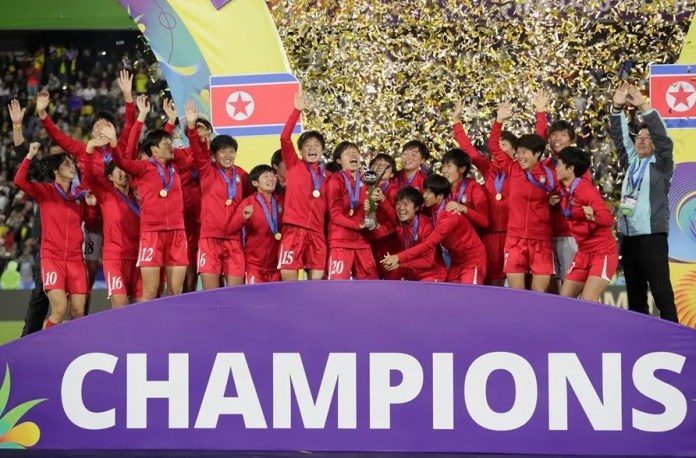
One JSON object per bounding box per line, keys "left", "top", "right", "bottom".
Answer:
{"left": 225, "top": 199, "right": 232, "bottom": 206}
{"left": 159, "top": 189, "right": 168, "bottom": 197}
{"left": 275, "top": 233, "right": 282, "bottom": 241}
{"left": 349, "top": 208, "right": 354, "bottom": 216}
{"left": 496, "top": 193, "right": 502, "bottom": 201}
{"left": 312, "top": 190, "right": 320, "bottom": 198}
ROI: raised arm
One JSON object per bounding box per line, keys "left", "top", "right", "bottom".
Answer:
{"left": 8, "top": 99, "right": 26, "bottom": 147}
{"left": 36, "top": 90, "right": 86, "bottom": 157}
{"left": 533, "top": 89, "right": 550, "bottom": 140}
{"left": 111, "top": 119, "right": 147, "bottom": 177}
{"left": 609, "top": 82, "right": 635, "bottom": 169}
{"left": 488, "top": 101, "right": 516, "bottom": 175}
{"left": 115, "top": 70, "right": 135, "bottom": 153}
{"left": 452, "top": 99, "right": 491, "bottom": 177}
{"left": 13, "top": 143, "right": 48, "bottom": 201}
{"left": 396, "top": 215, "right": 453, "bottom": 264}
{"left": 280, "top": 88, "right": 306, "bottom": 169}
{"left": 628, "top": 85, "right": 674, "bottom": 173}
{"left": 172, "top": 100, "right": 200, "bottom": 172}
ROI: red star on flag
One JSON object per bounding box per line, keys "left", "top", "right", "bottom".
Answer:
{"left": 670, "top": 83, "right": 695, "bottom": 109}
{"left": 228, "top": 95, "right": 251, "bottom": 117}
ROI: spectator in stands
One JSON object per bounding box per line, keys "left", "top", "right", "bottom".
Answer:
{"left": 610, "top": 83, "right": 677, "bottom": 322}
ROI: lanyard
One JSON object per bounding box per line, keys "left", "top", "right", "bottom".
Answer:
{"left": 340, "top": 171, "right": 361, "bottom": 211}
{"left": 256, "top": 193, "right": 279, "bottom": 236}
{"left": 149, "top": 158, "right": 174, "bottom": 193}
{"left": 191, "top": 168, "right": 199, "bottom": 181}
{"left": 53, "top": 182, "right": 86, "bottom": 203}
{"left": 306, "top": 162, "right": 325, "bottom": 193}
{"left": 380, "top": 181, "right": 389, "bottom": 192}
{"left": 403, "top": 216, "right": 419, "bottom": 249}
{"left": 114, "top": 188, "right": 140, "bottom": 217}
{"left": 215, "top": 164, "right": 238, "bottom": 201}
{"left": 559, "top": 178, "right": 581, "bottom": 218}
{"left": 525, "top": 165, "right": 555, "bottom": 192}
{"left": 628, "top": 158, "right": 650, "bottom": 191}
{"left": 456, "top": 179, "right": 468, "bottom": 203}
{"left": 494, "top": 171, "right": 506, "bottom": 194}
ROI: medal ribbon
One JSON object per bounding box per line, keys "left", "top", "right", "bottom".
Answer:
{"left": 559, "top": 177, "right": 581, "bottom": 218}
{"left": 340, "top": 171, "right": 361, "bottom": 211}
{"left": 215, "top": 164, "right": 238, "bottom": 201}
{"left": 524, "top": 165, "right": 555, "bottom": 192}
{"left": 149, "top": 157, "right": 174, "bottom": 193}
{"left": 403, "top": 216, "right": 419, "bottom": 249}
{"left": 100, "top": 146, "right": 112, "bottom": 164}
{"left": 456, "top": 179, "right": 468, "bottom": 203}
{"left": 495, "top": 171, "right": 506, "bottom": 195}
{"left": 53, "top": 182, "right": 87, "bottom": 202}
{"left": 306, "top": 162, "right": 325, "bottom": 193}
{"left": 114, "top": 189, "right": 140, "bottom": 217}
{"left": 256, "top": 193, "right": 279, "bottom": 235}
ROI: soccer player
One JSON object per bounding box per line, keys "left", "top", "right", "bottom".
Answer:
{"left": 83, "top": 128, "right": 142, "bottom": 307}
{"left": 554, "top": 147, "right": 618, "bottom": 302}
{"left": 14, "top": 143, "right": 97, "bottom": 327}
{"left": 367, "top": 153, "right": 400, "bottom": 279}
{"left": 490, "top": 101, "right": 555, "bottom": 292}
{"left": 112, "top": 99, "right": 199, "bottom": 299}
{"left": 439, "top": 148, "right": 489, "bottom": 233}
{"left": 326, "top": 141, "right": 379, "bottom": 280}
{"left": 386, "top": 186, "right": 447, "bottom": 281}
{"left": 382, "top": 175, "right": 487, "bottom": 284}
{"left": 395, "top": 140, "right": 429, "bottom": 191}
{"left": 35, "top": 71, "right": 135, "bottom": 299}
{"left": 194, "top": 127, "right": 249, "bottom": 289}
{"left": 271, "top": 149, "right": 287, "bottom": 195}
{"left": 278, "top": 87, "right": 330, "bottom": 281}
{"left": 231, "top": 165, "right": 284, "bottom": 284}
{"left": 163, "top": 100, "right": 203, "bottom": 293}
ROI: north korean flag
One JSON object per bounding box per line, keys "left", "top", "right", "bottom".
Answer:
{"left": 649, "top": 64, "right": 696, "bottom": 128}
{"left": 210, "top": 73, "right": 301, "bottom": 136}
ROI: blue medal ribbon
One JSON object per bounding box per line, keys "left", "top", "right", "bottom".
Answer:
{"left": 432, "top": 200, "right": 451, "bottom": 268}
{"left": 403, "top": 216, "right": 419, "bottom": 249}
{"left": 628, "top": 158, "right": 650, "bottom": 192}
{"left": 100, "top": 146, "right": 112, "bottom": 164}
{"left": 256, "top": 193, "right": 279, "bottom": 235}
{"left": 398, "top": 171, "right": 417, "bottom": 189}
{"left": 306, "top": 162, "right": 325, "bottom": 193}
{"left": 53, "top": 182, "right": 87, "bottom": 203}
{"left": 191, "top": 168, "right": 199, "bottom": 181}
{"left": 456, "top": 179, "right": 468, "bottom": 203}
{"left": 340, "top": 171, "right": 361, "bottom": 211}
{"left": 524, "top": 165, "right": 555, "bottom": 192}
{"left": 215, "top": 164, "right": 238, "bottom": 201}
{"left": 114, "top": 188, "right": 140, "bottom": 217}
{"left": 494, "top": 171, "right": 506, "bottom": 195}
{"left": 149, "top": 158, "right": 174, "bottom": 193}
{"left": 380, "top": 181, "right": 389, "bottom": 192}
{"left": 559, "top": 177, "right": 581, "bottom": 219}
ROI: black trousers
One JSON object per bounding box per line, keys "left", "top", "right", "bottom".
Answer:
{"left": 21, "top": 249, "right": 50, "bottom": 336}
{"left": 621, "top": 233, "right": 678, "bottom": 322}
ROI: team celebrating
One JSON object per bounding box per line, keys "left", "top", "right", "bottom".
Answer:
{"left": 9, "top": 71, "right": 674, "bottom": 328}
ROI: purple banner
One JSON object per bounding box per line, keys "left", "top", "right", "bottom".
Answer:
{"left": 1, "top": 281, "right": 695, "bottom": 455}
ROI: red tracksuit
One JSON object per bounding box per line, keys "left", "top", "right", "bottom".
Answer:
{"left": 112, "top": 120, "right": 196, "bottom": 267}
{"left": 230, "top": 192, "right": 285, "bottom": 283}
{"left": 83, "top": 154, "right": 141, "bottom": 298}
{"left": 395, "top": 169, "right": 428, "bottom": 192}
{"left": 449, "top": 178, "right": 489, "bottom": 233}
{"left": 278, "top": 108, "right": 329, "bottom": 271}
{"left": 397, "top": 202, "right": 487, "bottom": 284}
{"left": 194, "top": 139, "right": 248, "bottom": 277}
{"left": 14, "top": 159, "right": 94, "bottom": 293}
{"left": 370, "top": 180, "right": 401, "bottom": 280}
{"left": 489, "top": 120, "right": 555, "bottom": 276}
{"left": 326, "top": 171, "right": 378, "bottom": 280}
{"left": 559, "top": 178, "right": 618, "bottom": 282}
{"left": 394, "top": 214, "right": 447, "bottom": 282}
